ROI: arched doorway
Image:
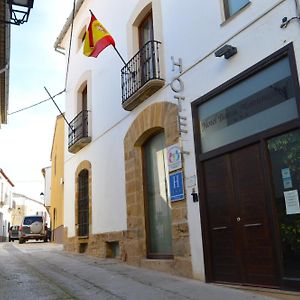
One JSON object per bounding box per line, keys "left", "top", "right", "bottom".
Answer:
{"left": 144, "top": 132, "right": 172, "bottom": 258}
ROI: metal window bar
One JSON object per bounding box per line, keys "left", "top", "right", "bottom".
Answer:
{"left": 121, "top": 40, "right": 162, "bottom": 103}
{"left": 68, "top": 110, "right": 89, "bottom": 149}
{"left": 78, "top": 170, "right": 89, "bottom": 237}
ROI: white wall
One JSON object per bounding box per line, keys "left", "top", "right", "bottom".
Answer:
{"left": 43, "top": 166, "right": 52, "bottom": 207}
{"left": 0, "top": 171, "right": 13, "bottom": 239}
{"left": 60, "top": 0, "right": 300, "bottom": 279}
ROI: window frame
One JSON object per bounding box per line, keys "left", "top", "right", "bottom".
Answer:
{"left": 223, "top": 0, "right": 251, "bottom": 20}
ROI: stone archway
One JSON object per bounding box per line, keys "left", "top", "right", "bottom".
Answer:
{"left": 124, "top": 102, "right": 192, "bottom": 277}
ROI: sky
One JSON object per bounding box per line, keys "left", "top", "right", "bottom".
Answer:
{"left": 0, "top": 1, "right": 74, "bottom": 200}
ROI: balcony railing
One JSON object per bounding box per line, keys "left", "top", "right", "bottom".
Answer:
{"left": 121, "top": 40, "right": 164, "bottom": 111}
{"left": 68, "top": 110, "right": 91, "bottom": 154}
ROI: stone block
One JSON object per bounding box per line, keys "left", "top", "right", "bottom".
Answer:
{"left": 174, "top": 257, "right": 193, "bottom": 278}
{"left": 172, "top": 237, "right": 191, "bottom": 257}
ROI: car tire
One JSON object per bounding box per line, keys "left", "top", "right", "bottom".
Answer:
{"left": 9, "top": 237, "right": 11, "bottom": 242}
{"left": 19, "top": 238, "right": 24, "bottom": 244}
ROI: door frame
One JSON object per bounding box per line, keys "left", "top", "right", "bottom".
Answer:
{"left": 191, "top": 43, "right": 300, "bottom": 290}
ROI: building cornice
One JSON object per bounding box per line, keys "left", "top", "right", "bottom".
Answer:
{"left": 54, "top": 0, "right": 85, "bottom": 52}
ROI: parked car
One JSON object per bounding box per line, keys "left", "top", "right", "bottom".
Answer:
{"left": 8, "top": 225, "right": 19, "bottom": 242}
{"left": 19, "top": 215, "right": 48, "bottom": 244}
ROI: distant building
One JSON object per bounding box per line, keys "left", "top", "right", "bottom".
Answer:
{"left": 0, "top": 169, "right": 14, "bottom": 242}
{"left": 11, "top": 193, "right": 49, "bottom": 226}
{"left": 49, "top": 115, "right": 65, "bottom": 243}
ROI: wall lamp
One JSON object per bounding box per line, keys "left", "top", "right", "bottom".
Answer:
{"left": 4, "top": 0, "right": 34, "bottom": 25}
{"left": 215, "top": 44, "right": 237, "bottom": 59}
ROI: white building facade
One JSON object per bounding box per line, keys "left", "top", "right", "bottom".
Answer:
{"left": 0, "top": 169, "right": 14, "bottom": 242}
{"left": 56, "top": 0, "right": 300, "bottom": 293}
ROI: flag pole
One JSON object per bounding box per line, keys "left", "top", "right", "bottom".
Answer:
{"left": 44, "top": 86, "right": 75, "bottom": 133}
{"left": 112, "top": 45, "right": 134, "bottom": 74}
{"left": 113, "top": 46, "right": 127, "bottom": 66}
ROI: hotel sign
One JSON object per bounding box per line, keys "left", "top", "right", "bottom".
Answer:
{"left": 167, "top": 144, "right": 182, "bottom": 172}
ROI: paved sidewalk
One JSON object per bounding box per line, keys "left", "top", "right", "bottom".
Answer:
{"left": 0, "top": 242, "right": 291, "bottom": 300}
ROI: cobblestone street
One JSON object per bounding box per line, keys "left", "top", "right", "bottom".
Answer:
{"left": 0, "top": 242, "right": 280, "bottom": 300}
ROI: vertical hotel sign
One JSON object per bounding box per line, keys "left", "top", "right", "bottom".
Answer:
{"left": 167, "top": 144, "right": 185, "bottom": 202}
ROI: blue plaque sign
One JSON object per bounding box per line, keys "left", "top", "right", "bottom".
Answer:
{"left": 169, "top": 171, "right": 185, "bottom": 202}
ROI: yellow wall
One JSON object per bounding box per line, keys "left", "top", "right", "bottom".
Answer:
{"left": 50, "top": 115, "right": 65, "bottom": 237}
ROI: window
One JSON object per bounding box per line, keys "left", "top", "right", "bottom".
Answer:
{"left": 198, "top": 56, "right": 298, "bottom": 152}
{"left": 78, "top": 169, "right": 89, "bottom": 236}
{"left": 77, "top": 84, "right": 87, "bottom": 113}
{"left": 139, "top": 11, "right": 153, "bottom": 48}
{"left": 23, "top": 216, "right": 43, "bottom": 225}
{"left": 82, "top": 86, "right": 87, "bottom": 111}
{"left": 138, "top": 11, "right": 154, "bottom": 85}
{"left": 224, "top": 0, "right": 250, "bottom": 19}
{"left": 78, "top": 26, "right": 86, "bottom": 51}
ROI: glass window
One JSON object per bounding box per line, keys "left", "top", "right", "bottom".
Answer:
{"left": 139, "top": 11, "right": 153, "bottom": 48}
{"left": 82, "top": 86, "right": 87, "bottom": 111}
{"left": 23, "top": 216, "right": 43, "bottom": 225}
{"left": 198, "top": 57, "right": 298, "bottom": 153}
{"left": 268, "top": 130, "right": 300, "bottom": 280}
{"left": 224, "top": 0, "right": 250, "bottom": 19}
{"left": 138, "top": 12, "right": 155, "bottom": 85}
{"left": 144, "top": 132, "right": 173, "bottom": 257}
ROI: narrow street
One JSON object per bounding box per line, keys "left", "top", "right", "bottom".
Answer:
{"left": 0, "top": 242, "right": 277, "bottom": 300}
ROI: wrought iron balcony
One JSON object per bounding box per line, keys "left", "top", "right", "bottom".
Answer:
{"left": 68, "top": 110, "right": 91, "bottom": 154}
{"left": 121, "top": 40, "right": 165, "bottom": 111}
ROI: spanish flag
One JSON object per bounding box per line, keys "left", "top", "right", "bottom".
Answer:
{"left": 83, "top": 11, "right": 115, "bottom": 58}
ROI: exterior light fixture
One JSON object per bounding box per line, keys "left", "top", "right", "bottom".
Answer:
{"left": 5, "top": 0, "right": 34, "bottom": 25}
{"left": 215, "top": 44, "right": 237, "bottom": 59}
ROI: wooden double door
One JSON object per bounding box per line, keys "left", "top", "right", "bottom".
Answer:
{"left": 203, "top": 143, "right": 279, "bottom": 287}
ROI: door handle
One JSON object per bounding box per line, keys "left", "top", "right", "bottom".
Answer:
{"left": 244, "top": 223, "right": 262, "bottom": 228}
{"left": 236, "top": 217, "right": 241, "bottom": 222}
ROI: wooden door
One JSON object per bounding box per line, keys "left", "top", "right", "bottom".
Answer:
{"left": 203, "top": 144, "right": 279, "bottom": 287}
